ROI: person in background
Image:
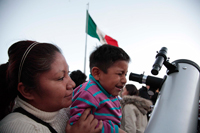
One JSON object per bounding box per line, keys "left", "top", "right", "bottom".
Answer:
{"left": 117, "top": 88, "right": 124, "bottom": 101}
{"left": 70, "top": 69, "right": 87, "bottom": 89}
{"left": 69, "top": 44, "right": 130, "bottom": 133}
{"left": 0, "top": 40, "right": 102, "bottom": 133}
{"left": 139, "top": 85, "right": 153, "bottom": 120}
{"left": 150, "top": 88, "right": 159, "bottom": 105}
{"left": 120, "top": 84, "right": 152, "bottom": 133}
{"left": 138, "top": 85, "right": 151, "bottom": 100}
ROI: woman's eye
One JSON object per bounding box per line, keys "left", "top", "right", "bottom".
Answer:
{"left": 68, "top": 71, "right": 71, "bottom": 75}
{"left": 58, "top": 77, "right": 64, "bottom": 81}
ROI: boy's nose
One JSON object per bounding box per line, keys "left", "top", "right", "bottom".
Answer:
{"left": 121, "top": 76, "right": 127, "bottom": 84}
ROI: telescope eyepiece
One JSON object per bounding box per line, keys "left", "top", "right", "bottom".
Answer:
{"left": 129, "top": 72, "right": 164, "bottom": 90}
{"left": 151, "top": 47, "right": 168, "bottom": 75}
{"left": 151, "top": 67, "right": 159, "bottom": 75}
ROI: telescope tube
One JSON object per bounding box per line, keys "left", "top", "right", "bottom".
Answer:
{"left": 145, "top": 59, "right": 200, "bottom": 133}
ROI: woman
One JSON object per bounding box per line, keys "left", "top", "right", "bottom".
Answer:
{"left": 120, "top": 84, "right": 152, "bottom": 133}
{"left": 0, "top": 40, "right": 102, "bottom": 133}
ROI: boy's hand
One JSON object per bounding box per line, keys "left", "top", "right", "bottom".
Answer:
{"left": 66, "top": 108, "right": 103, "bottom": 133}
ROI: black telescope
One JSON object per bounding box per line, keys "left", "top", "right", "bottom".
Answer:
{"left": 151, "top": 47, "right": 167, "bottom": 75}
{"left": 129, "top": 73, "right": 165, "bottom": 91}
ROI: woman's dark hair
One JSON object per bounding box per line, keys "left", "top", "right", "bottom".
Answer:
{"left": 0, "top": 40, "right": 61, "bottom": 120}
{"left": 125, "top": 84, "right": 138, "bottom": 96}
{"left": 89, "top": 44, "right": 130, "bottom": 73}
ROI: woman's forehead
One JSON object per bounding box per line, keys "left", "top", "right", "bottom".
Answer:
{"left": 45, "top": 52, "right": 69, "bottom": 76}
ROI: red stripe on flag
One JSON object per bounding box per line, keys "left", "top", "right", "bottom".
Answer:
{"left": 104, "top": 35, "right": 118, "bottom": 47}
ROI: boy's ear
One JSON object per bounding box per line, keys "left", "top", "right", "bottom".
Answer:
{"left": 17, "top": 82, "right": 34, "bottom": 100}
{"left": 91, "top": 67, "right": 101, "bottom": 81}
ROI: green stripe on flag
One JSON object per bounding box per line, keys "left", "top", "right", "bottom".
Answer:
{"left": 86, "top": 11, "right": 100, "bottom": 41}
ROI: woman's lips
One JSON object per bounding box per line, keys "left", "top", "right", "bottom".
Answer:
{"left": 65, "top": 93, "right": 72, "bottom": 98}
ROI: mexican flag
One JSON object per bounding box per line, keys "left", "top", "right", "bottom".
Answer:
{"left": 86, "top": 11, "right": 118, "bottom": 47}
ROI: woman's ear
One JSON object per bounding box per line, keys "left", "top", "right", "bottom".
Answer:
{"left": 17, "top": 82, "right": 34, "bottom": 100}
{"left": 91, "top": 67, "right": 101, "bottom": 81}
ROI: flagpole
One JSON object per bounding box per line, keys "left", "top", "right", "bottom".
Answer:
{"left": 84, "top": 3, "right": 89, "bottom": 74}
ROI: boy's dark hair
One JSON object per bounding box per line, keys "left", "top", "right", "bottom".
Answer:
{"left": 89, "top": 44, "right": 130, "bottom": 73}
{"left": 70, "top": 70, "right": 87, "bottom": 89}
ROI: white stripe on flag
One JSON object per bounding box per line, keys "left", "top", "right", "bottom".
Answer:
{"left": 96, "top": 27, "right": 107, "bottom": 44}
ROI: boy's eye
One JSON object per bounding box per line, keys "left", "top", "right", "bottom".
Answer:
{"left": 117, "top": 72, "right": 127, "bottom": 76}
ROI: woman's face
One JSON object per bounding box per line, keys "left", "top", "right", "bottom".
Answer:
{"left": 32, "top": 52, "right": 75, "bottom": 112}
{"left": 122, "top": 87, "right": 129, "bottom": 97}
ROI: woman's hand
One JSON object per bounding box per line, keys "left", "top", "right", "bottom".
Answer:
{"left": 66, "top": 108, "right": 103, "bottom": 133}
{"left": 119, "top": 128, "right": 127, "bottom": 133}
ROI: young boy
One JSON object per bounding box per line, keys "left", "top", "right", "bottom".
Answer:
{"left": 69, "top": 44, "right": 130, "bottom": 133}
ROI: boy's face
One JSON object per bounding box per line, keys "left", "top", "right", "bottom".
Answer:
{"left": 98, "top": 60, "right": 128, "bottom": 96}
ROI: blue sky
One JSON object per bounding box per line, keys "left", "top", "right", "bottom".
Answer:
{"left": 0, "top": 0, "right": 200, "bottom": 88}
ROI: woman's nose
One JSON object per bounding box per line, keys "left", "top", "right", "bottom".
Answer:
{"left": 66, "top": 77, "right": 76, "bottom": 90}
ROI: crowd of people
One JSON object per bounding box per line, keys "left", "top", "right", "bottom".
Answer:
{"left": 0, "top": 40, "right": 198, "bottom": 133}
